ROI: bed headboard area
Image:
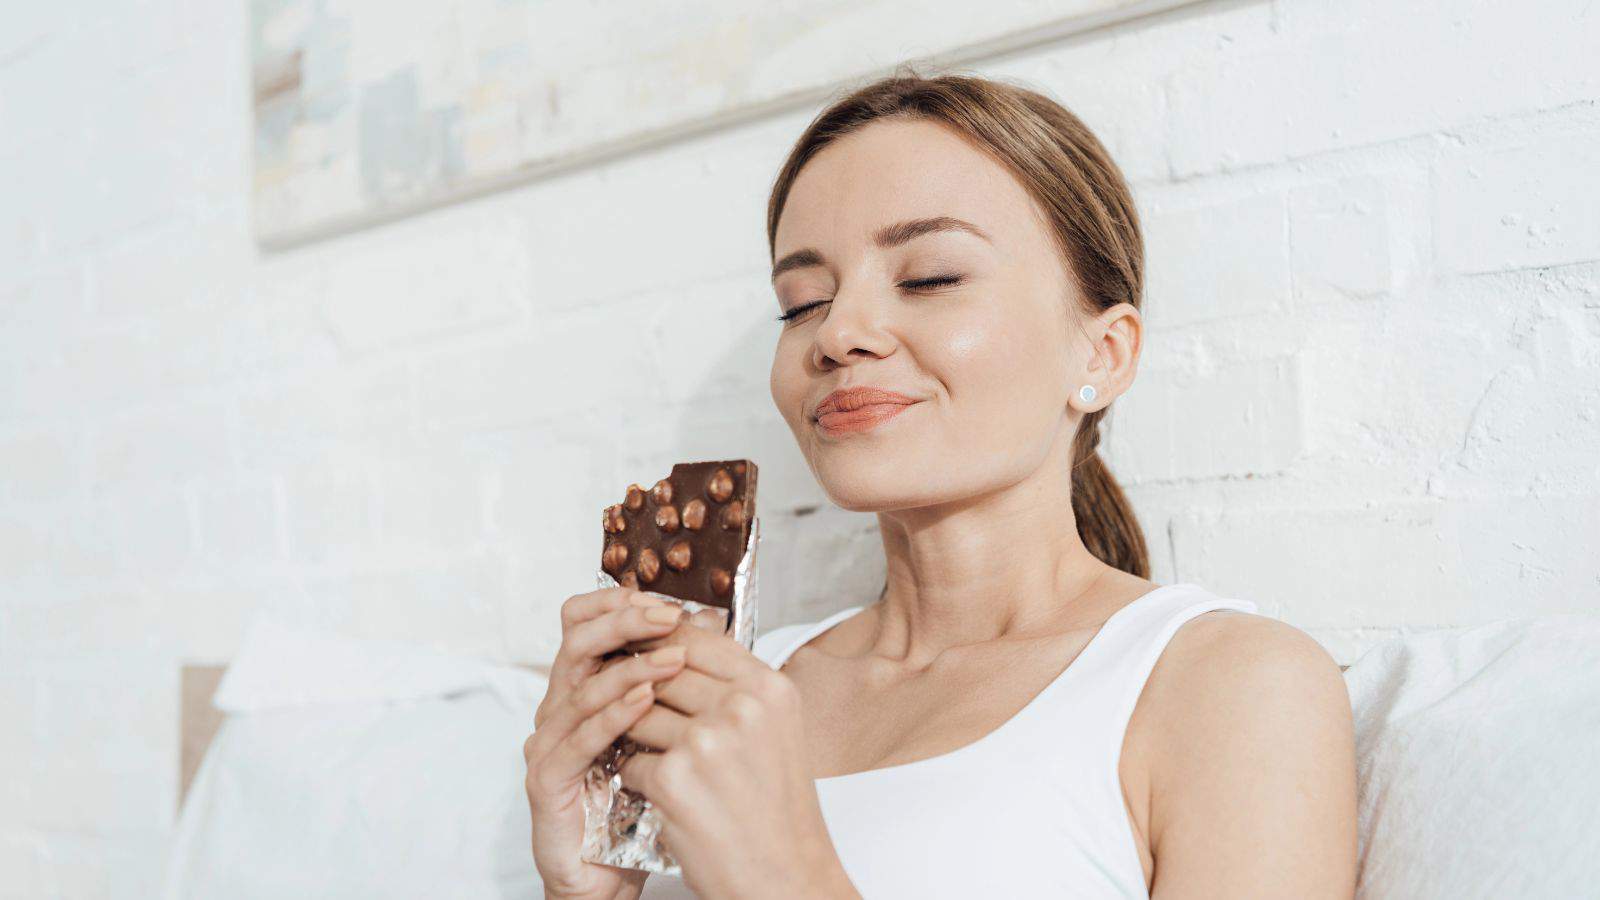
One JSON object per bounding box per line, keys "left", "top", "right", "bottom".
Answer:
{"left": 179, "top": 666, "right": 229, "bottom": 807}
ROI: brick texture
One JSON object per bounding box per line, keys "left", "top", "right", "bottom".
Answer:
{"left": 3, "top": 0, "right": 1598, "bottom": 891}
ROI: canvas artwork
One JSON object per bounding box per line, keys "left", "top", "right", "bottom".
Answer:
{"left": 250, "top": 0, "right": 1178, "bottom": 247}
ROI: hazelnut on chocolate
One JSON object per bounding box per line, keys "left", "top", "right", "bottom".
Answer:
{"left": 651, "top": 479, "right": 673, "bottom": 506}
{"left": 598, "top": 459, "right": 755, "bottom": 610}
{"left": 707, "top": 468, "right": 734, "bottom": 503}
{"left": 719, "top": 499, "right": 744, "bottom": 531}
{"left": 602, "top": 541, "right": 629, "bottom": 574}
{"left": 665, "top": 540, "right": 692, "bottom": 571}
{"left": 636, "top": 547, "right": 661, "bottom": 583}
{"left": 682, "top": 498, "right": 707, "bottom": 530}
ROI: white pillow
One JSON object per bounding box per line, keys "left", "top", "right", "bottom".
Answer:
{"left": 1344, "top": 613, "right": 1600, "bottom": 899}
{"left": 163, "top": 618, "right": 548, "bottom": 899}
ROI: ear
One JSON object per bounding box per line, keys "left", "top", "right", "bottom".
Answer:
{"left": 1069, "top": 302, "right": 1142, "bottom": 412}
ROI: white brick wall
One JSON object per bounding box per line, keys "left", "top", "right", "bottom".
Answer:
{"left": 3, "top": 0, "right": 1598, "bottom": 893}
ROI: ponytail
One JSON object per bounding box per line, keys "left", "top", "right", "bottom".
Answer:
{"left": 1071, "top": 409, "right": 1149, "bottom": 577}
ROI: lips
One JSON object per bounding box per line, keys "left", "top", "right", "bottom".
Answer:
{"left": 813, "top": 387, "right": 919, "bottom": 419}
{"left": 812, "top": 386, "right": 920, "bottom": 435}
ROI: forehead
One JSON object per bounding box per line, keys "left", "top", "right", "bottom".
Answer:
{"left": 775, "top": 118, "right": 1044, "bottom": 253}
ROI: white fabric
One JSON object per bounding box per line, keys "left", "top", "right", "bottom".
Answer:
{"left": 163, "top": 601, "right": 1600, "bottom": 899}
{"left": 642, "top": 582, "right": 1258, "bottom": 899}
{"left": 162, "top": 616, "right": 549, "bottom": 900}
{"left": 1344, "top": 613, "right": 1600, "bottom": 900}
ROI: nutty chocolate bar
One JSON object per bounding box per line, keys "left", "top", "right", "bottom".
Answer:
{"left": 600, "top": 459, "right": 757, "bottom": 610}
{"left": 583, "top": 459, "right": 761, "bottom": 875}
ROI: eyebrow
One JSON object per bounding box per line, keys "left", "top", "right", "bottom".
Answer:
{"left": 770, "top": 216, "right": 993, "bottom": 282}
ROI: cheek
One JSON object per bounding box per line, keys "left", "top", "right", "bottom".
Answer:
{"left": 929, "top": 315, "right": 1033, "bottom": 393}
{"left": 768, "top": 335, "right": 807, "bottom": 424}
{"left": 923, "top": 305, "right": 1065, "bottom": 422}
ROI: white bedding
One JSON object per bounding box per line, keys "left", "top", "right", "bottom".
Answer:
{"left": 1343, "top": 613, "right": 1600, "bottom": 899}
{"left": 166, "top": 611, "right": 1600, "bottom": 898}
{"left": 162, "top": 617, "right": 548, "bottom": 899}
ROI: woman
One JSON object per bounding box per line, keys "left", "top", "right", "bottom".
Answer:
{"left": 524, "top": 71, "right": 1358, "bottom": 899}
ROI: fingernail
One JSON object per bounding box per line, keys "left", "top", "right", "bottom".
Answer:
{"left": 624, "top": 681, "right": 652, "bottom": 703}
{"left": 684, "top": 610, "right": 714, "bottom": 632}
{"left": 644, "top": 605, "right": 683, "bottom": 624}
{"left": 647, "top": 645, "right": 686, "bottom": 666}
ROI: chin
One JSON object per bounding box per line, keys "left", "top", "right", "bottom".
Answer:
{"left": 809, "top": 453, "right": 948, "bottom": 513}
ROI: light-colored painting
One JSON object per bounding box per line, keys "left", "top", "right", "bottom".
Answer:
{"left": 250, "top": 0, "right": 1192, "bottom": 248}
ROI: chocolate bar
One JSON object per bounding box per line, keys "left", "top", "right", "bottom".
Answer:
{"left": 582, "top": 459, "right": 763, "bottom": 876}
{"left": 600, "top": 459, "right": 757, "bottom": 610}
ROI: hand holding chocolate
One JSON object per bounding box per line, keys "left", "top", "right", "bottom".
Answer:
{"left": 581, "top": 459, "right": 762, "bottom": 876}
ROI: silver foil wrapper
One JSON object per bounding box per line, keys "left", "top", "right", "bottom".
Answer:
{"left": 579, "top": 514, "right": 761, "bottom": 876}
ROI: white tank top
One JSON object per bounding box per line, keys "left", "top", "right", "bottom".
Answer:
{"left": 639, "top": 581, "right": 1258, "bottom": 898}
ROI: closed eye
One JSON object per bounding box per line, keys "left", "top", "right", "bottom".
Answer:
{"left": 775, "top": 273, "right": 966, "bottom": 323}
{"left": 775, "top": 299, "right": 827, "bottom": 323}
{"left": 901, "top": 274, "right": 964, "bottom": 291}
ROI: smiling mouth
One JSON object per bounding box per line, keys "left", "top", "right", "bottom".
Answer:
{"left": 814, "top": 401, "right": 917, "bottom": 435}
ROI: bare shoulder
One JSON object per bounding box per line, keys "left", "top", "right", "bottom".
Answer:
{"left": 1159, "top": 609, "right": 1349, "bottom": 703}
{"left": 1140, "top": 608, "right": 1354, "bottom": 763}
{"left": 1127, "top": 609, "right": 1358, "bottom": 897}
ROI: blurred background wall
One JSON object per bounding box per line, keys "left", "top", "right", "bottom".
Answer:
{"left": 2, "top": 0, "right": 1597, "bottom": 894}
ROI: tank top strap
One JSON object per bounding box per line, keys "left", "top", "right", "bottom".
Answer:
{"left": 754, "top": 605, "right": 867, "bottom": 671}
{"left": 1043, "top": 582, "right": 1260, "bottom": 767}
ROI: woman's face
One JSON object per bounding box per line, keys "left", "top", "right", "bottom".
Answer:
{"left": 769, "top": 117, "right": 1104, "bottom": 512}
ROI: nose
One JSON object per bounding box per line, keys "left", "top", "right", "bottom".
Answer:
{"left": 810, "top": 287, "right": 897, "bottom": 370}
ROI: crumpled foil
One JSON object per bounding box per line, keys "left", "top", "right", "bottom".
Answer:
{"left": 579, "top": 514, "right": 761, "bottom": 876}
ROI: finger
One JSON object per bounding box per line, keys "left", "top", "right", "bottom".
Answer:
{"left": 556, "top": 602, "right": 687, "bottom": 675}
{"left": 686, "top": 606, "right": 730, "bottom": 633}
{"left": 620, "top": 608, "right": 723, "bottom": 650}
{"left": 549, "top": 589, "right": 668, "bottom": 687}
{"left": 646, "top": 665, "right": 725, "bottom": 717}
{"left": 624, "top": 697, "right": 693, "bottom": 751}
{"left": 618, "top": 604, "right": 725, "bottom": 653}
{"left": 618, "top": 745, "right": 668, "bottom": 801}
{"left": 532, "top": 646, "right": 687, "bottom": 758}
{"left": 560, "top": 587, "right": 661, "bottom": 631}
{"left": 540, "top": 681, "right": 659, "bottom": 788}
{"left": 625, "top": 621, "right": 766, "bottom": 682}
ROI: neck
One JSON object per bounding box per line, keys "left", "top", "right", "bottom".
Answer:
{"left": 866, "top": 428, "right": 1112, "bottom": 668}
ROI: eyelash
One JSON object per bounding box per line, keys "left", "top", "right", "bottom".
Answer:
{"left": 775, "top": 274, "right": 965, "bottom": 323}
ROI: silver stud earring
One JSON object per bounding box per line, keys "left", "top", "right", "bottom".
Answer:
{"left": 1078, "top": 384, "right": 1097, "bottom": 404}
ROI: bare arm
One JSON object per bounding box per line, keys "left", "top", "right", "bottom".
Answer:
{"left": 1139, "top": 612, "right": 1359, "bottom": 899}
